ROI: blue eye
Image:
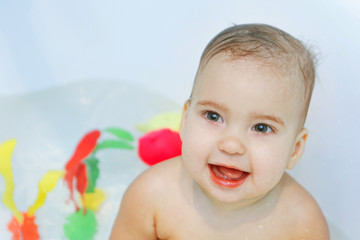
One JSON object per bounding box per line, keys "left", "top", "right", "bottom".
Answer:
{"left": 253, "top": 123, "right": 272, "bottom": 133}
{"left": 205, "top": 111, "right": 222, "bottom": 123}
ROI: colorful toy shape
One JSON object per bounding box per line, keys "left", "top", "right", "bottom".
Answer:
{"left": 0, "top": 140, "right": 62, "bottom": 240}
{"left": 136, "top": 111, "right": 182, "bottom": 133}
{"left": 64, "top": 208, "right": 97, "bottom": 240}
{"left": 0, "top": 111, "right": 182, "bottom": 239}
{"left": 28, "top": 170, "right": 64, "bottom": 217}
{"left": 137, "top": 111, "right": 183, "bottom": 166}
{"left": 64, "top": 130, "right": 101, "bottom": 212}
{"left": 0, "top": 127, "right": 135, "bottom": 240}
{"left": 61, "top": 127, "right": 135, "bottom": 239}
{"left": 138, "top": 129, "right": 182, "bottom": 166}
{"left": 8, "top": 213, "right": 40, "bottom": 240}
{"left": 0, "top": 140, "right": 23, "bottom": 223}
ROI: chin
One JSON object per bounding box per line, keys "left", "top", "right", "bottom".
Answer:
{"left": 201, "top": 183, "right": 248, "bottom": 204}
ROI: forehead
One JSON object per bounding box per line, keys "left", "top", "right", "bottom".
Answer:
{"left": 192, "top": 54, "right": 305, "bottom": 121}
{"left": 196, "top": 54, "right": 302, "bottom": 93}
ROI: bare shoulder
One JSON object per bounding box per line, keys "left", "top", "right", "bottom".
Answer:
{"left": 110, "top": 157, "right": 182, "bottom": 240}
{"left": 279, "top": 173, "right": 330, "bottom": 240}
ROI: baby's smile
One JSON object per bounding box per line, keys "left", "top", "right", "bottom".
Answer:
{"left": 208, "top": 164, "right": 250, "bottom": 188}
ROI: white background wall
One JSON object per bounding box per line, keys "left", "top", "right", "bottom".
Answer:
{"left": 0, "top": 0, "right": 359, "bottom": 239}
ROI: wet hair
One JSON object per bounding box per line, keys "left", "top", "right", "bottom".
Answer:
{"left": 191, "top": 23, "right": 316, "bottom": 126}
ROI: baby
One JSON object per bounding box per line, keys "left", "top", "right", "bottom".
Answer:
{"left": 110, "top": 24, "right": 329, "bottom": 239}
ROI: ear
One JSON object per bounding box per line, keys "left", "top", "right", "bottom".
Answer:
{"left": 287, "top": 128, "right": 308, "bottom": 170}
{"left": 179, "top": 100, "right": 191, "bottom": 140}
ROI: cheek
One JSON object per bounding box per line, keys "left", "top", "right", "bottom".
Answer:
{"left": 181, "top": 119, "right": 215, "bottom": 169}
{"left": 181, "top": 128, "right": 209, "bottom": 162}
{"left": 250, "top": 142, "right": 291, "bottom": 185}
{"left": 182, "top": 115, "right": 211, "bottom": 151}
{"left": 181, "top": 135, "right": 209, "bottom": 183}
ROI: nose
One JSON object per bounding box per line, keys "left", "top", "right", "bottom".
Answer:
{"left": 217, "top": 136, "right": 246, "bottom": 155}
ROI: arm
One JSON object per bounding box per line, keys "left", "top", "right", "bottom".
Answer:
{"left": 110, "top": 171, "right": 158, "bottom": 240}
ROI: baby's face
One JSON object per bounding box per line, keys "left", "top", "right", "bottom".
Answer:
{"left": 180, "top": 54, "right": 307, "bottom": 204}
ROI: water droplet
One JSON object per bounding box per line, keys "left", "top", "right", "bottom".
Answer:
{"left": 257, "top": 224, "right": 264, "bottom": 229}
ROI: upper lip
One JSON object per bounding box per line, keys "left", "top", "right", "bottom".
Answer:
{"left": 208, "top": 163, "right": 249, "bottom": 173}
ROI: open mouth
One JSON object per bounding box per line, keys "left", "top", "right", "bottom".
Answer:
{"left": 208, "top": 164, "right": 250, "bottom": 188}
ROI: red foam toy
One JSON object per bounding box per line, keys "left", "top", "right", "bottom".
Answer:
{"left": 138, "top": 128, "right": 182, "bottom": 166}
{"left": 8, "top": 213, "right": 40, "bottom": 240}
{"left": 64, "top": 130, "right": 100, "bottom": 210}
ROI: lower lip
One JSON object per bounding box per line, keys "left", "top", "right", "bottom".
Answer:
{"left": 208, "top": 165, "right": 250, "bottom": 188}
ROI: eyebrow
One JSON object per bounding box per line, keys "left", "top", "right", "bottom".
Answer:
{"left": 196, "top": 100, "right": 230, "bottom": 113}
{"left": 196, "top": 100, "right": 285, "bottom": 127}
{"left": 251, "top": 114, "right": 285, "bottom": 127}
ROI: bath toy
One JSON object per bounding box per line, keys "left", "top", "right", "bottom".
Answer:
{"left": 64, "top": 208, "right": 97, "bottom": 240}
{"left": 0, "top": 111, "right": 180, "bottom": 238}
{"left": 64, "top": 130, "right": 101, "bottom": 212}
{"left": 0, "top": 80, "right": 181, "bottom": 239}
{"left": 136, "top": 111, "right": 182, "bottom": 133}
{"left": 136, "top": 111, "right": 183, "bottom": 166}
{"left": 0, "top": 140, "right": 63, "bottom": 240}
{"left": 84, "top": 156, "right": 99, "bottom": 193}
{"left": 102, "top": 127, "right": 135, "bottom": 141}
{"left": 28, "top": 170, "right": 65, "bottom": 216}
{"left": 62, "top": 127, "right": 135, "bottom": 238}
{"left": 83, "top": 188, "right": 106, "bottom": 211}
{"left": 0, "top": 126, "right": 135, "bottom": 239}
{"left": 138, "top": 128, "right": 182, "bottom": 166}
{"left": 8, "top": 213, "right": 39, "bottom": 240}
{"left": 0, "top": 140, "right": 23, "bottom": 223}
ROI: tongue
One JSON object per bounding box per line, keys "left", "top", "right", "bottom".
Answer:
{"left": 216, "top": 165, "right": 244, "bottom": 180}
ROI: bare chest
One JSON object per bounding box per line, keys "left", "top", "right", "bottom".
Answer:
{"left": 154, "top": 201, "right": 293, "bottom": 240}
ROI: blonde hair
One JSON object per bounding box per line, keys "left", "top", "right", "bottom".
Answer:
{"left": 192, "top": 23, "right": 316, "bottom": 126}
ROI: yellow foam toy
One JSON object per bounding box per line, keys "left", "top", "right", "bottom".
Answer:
{"left": 0, "top": 139, "right": 23, "bottom": 223}
{"left": 28, "top": 170, "right": 64, "bottom": 216}
{"left": 84, "top": 188, "right": 106, "bottom": 211}
{"left": 136, "top": 111, "right": 182, "bottom": 133}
